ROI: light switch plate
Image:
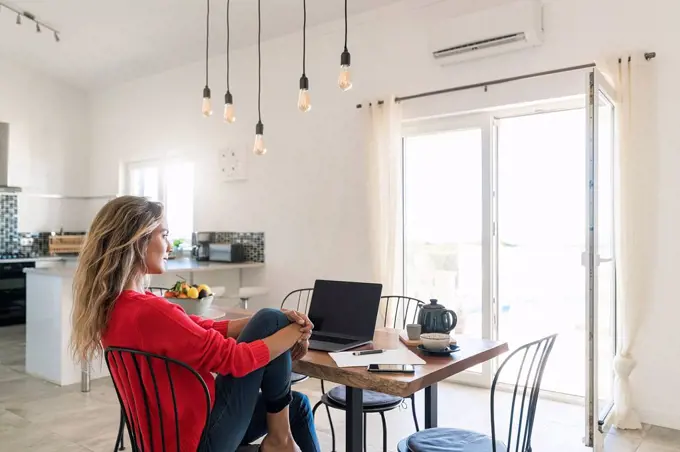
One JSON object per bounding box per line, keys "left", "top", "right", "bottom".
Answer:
{"left": 219, "top": 146, "right": 247, "bottom": 182}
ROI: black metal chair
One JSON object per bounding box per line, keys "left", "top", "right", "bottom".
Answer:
{"left": 396, "top": 334, "right": 558, "bottom": 452}
{"left": 313, "top": 295, "right": 425, "bottom": 452}
{"left": 281, "top": 288, "right": 315, "bottom": 386}
{"left": 105, "top": 347, "right": 212, "bottom": 452}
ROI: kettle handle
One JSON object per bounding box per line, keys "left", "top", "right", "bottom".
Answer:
{"left": 443, "top": 309, "right": 458, "bottom": 333}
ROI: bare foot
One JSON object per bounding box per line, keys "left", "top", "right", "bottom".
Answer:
{"left": 260, "top": 434, "right": 301, "bottom": 452}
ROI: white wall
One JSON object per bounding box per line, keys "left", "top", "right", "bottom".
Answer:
{"left": 0, "top": 59, "right": 92, "bottom": 232}
{"left": 89, "top": 0, "right": 680, "bottom": 428}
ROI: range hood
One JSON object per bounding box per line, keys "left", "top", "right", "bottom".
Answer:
{"left": 0, "top": 123, "right": 21, "bottom": 193}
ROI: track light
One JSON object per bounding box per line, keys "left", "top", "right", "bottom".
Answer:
{"left": 0, "top": 3, "right": 61, "bottom": 42}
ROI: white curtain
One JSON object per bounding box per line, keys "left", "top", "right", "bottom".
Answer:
{"left": 366, "top": 97, "right": 403, "bottom": 327}
{"left": 600, "top": 57, "right": 658, "bottom": 430}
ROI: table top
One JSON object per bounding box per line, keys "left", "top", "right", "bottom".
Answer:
{"left": 293, "top": 328, "right": 508, "bottom": 398}
{"left": 214, "top": 308, "right": 508, "bottom": 398}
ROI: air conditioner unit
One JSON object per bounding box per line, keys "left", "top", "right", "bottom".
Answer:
{"left": 428, "top": 0, "right": 544, "bottom": 66}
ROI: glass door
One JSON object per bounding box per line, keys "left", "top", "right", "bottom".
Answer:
{"left": 585, "top": 68, "right": 618, "bottom": 450}
{"left": 495, "top": 107, "right": 588, "bottom": 396}
{"left": 402, "top": 115, "right": 493, "bottom": 385}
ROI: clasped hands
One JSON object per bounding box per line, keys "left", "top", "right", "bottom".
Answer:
{"left": 282, "top": 309, "right": 314, "bottom": 361}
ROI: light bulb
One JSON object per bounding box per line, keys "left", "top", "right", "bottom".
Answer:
{"left": 253, "top": 122, "right": 267, "bottom": 155}
{"left": 338, "top": 67, "right": 352, "bottom": 91}
{"left": 223, "top": 91, "right": 236, "bottom": 123}
{"left": 338, "top": 50, "right": 352, "bottom": 91}
{"left": 202, "top": 86, "right": 212, "bottom": 117}
{"left": 298, "top": 75, "right": 311, "bottom": 112}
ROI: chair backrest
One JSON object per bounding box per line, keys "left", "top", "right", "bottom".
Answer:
{"left": 490, "top": 334, "right": 558, "bottom": 452}
{"left": 380, "top": 295, "right": 425, "bottom": 329}
{"left": 280, "top": 288, "right": 314, "bottom": 314}
{"left": 104, "top": 347, "right": 211, "bottom": 452}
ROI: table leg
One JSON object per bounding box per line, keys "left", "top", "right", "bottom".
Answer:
{"left": 425, "top": 384, "right": 438, "bottom": 429}
{"left": 346, "top": 386, "right": 363, "bottom": 452}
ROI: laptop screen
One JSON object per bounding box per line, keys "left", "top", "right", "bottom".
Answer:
{"left": 308, "top": 280, "right": 383, "bottom": 340}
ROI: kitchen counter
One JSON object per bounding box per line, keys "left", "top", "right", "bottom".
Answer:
{"left": 23, "top": 257, "right": 265, "bottom": 386}
{"left": 0, "top": 256, "right": 76, "bottom": 264}
{"left": 23, "top": 257, "right": 264, "bottom": 277}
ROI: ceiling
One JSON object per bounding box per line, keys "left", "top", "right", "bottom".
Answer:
{"left": 0, "top": 0, "right": 403, "bottom": 89}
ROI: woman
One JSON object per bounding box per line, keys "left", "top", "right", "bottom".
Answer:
{"left": 70, "top": 196, "right": 321, "bottom": 452}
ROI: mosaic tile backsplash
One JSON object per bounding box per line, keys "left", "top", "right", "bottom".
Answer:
{"left": 0, "top": 194, "right": 19, "bottom": 253}
{"left": 210, "top": 232, "right": 265, "bottom": 263}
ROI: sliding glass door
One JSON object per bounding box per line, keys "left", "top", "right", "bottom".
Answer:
{"left": 402, "top": 115, "right": 493, "bottom": 385}
{"left": 401, "top": 74, "right": 618, "bottom": 442}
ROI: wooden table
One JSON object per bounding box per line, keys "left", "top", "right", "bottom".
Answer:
{"left": 293, "top": 328, "right": 508, "bottom": 452}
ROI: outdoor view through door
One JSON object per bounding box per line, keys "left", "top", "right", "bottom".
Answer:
{"left": 402, "top": 98, "right": 617, "bottom": 407}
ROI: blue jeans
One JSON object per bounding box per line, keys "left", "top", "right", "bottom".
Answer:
{"left": 206, "top": 308, "right": 321, "bottom": 452}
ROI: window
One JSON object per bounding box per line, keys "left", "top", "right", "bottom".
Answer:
{"left": 125, "top": 159, "right": 194, "bottom": 247}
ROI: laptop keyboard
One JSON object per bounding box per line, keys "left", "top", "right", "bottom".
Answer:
{"left": 311, "top": 334, "right": 357, "bottom": 345}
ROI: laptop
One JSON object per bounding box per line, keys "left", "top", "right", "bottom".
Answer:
{"left": 307, "top": 279, "right": 383, "bottom": 352}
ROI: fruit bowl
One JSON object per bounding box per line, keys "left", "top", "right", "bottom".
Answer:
{"left": 163, "top": 281, "right": 214, "bottom": 316}
{"left": 167, "top": 294, "right": 214, "bottom": 316}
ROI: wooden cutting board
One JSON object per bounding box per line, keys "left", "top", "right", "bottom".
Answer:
{"left": 398, "top": 330, "right": 457, "bottom": 347}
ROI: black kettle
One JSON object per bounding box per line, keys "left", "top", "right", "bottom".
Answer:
{"left": 417, "top": 299, "right": 457, "bottom": 334}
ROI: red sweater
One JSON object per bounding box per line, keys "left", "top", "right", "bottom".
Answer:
{"left": 102, "top": 290, "right": 270, "bottom": 452}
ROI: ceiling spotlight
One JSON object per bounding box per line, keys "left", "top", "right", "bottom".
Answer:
{"left": 36, "top": 23, "right": 41, "bottom": 33}
{"left": 16, "top": 13, "right": 21, "bottom": 25}
{"left": 54, "top": 32, "right": 60, "bottom": 42}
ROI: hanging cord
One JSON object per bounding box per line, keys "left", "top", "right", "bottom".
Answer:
{"left": 226, "top": 0, "right": 230, "bottom": 91}
{"left": 257, "top": 0, "right": 262, "bottom": 122}
{"left": 205, "top": 0, "right": 210, "bottom": 87}
{"left": 302, "top": 0, "right": 307, "bottom": 76}
{"left": 343, "top": 0, "right": 348, "bottom": 51}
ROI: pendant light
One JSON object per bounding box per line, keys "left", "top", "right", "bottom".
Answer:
{"left": 338, "top": 0, "right": 352, "bottom": 91}
{"left": 253, "top": 0, "right": 266, "bottom": 155}
{"left": 223, "top": 0, "right": 235, "bottom": 123}
{"left": 297, "top": 0, "right": 311, "bottom": 112}
{"left": 201, "top": 0, "right": 213, "bottom": 117}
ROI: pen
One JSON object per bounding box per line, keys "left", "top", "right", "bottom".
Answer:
{"left": 353, "top": 349, "right": 384, "bottom": 356}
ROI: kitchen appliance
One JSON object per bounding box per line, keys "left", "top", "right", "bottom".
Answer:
{"left": 0, "top": 123, "right": 22, "bottom": 193}
{"left": 208, "top": 243, "right": 245, "bottom": 263}
{"left": 192, "top": 232, "right": 212, "bottom": 261}
{"left": 417, "top": 299, "right": 457, "bottom": 334}
{"left": 0, "top": 260, "right": 35, "bottom": 326}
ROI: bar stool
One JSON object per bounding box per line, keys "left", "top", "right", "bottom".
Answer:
{"left": 238, "top": 286, "right": 268, "bottom": 310}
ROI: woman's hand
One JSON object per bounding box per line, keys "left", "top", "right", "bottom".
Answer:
{"left": 282, "top": 309, "right": 314, "bottom": 337}
{"left": 291, "top": 338, "right": 309, "bottom": 361}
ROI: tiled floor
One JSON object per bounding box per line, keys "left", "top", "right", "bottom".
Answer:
{"left": 1, "top": 324, "right": 678, "bottom": 451}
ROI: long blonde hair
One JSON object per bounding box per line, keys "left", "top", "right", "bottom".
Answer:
{"left": 71, "top": 196, "right": 164, "bottom": 363}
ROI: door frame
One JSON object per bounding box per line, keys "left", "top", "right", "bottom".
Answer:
{"left": 585, "top": 68, "right": 618, "bottom": 450}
